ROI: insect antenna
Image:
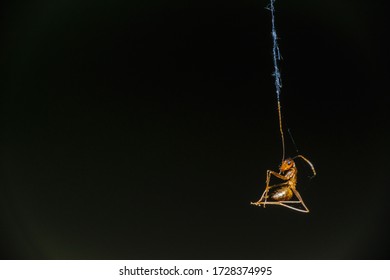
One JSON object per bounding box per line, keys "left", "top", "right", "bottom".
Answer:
{"left": 287, "top": 128, "right": 299, "bottom": 154}
{"left": 293, "top": 155, "right": 316, "bottom": 179}
{"left": 288, "top": 129, "right": 316, "bottom": 179}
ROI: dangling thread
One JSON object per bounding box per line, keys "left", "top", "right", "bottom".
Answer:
{"left": 250, "top": 2, "right": 317, "bottom": 212}
{"left": 268, "top": 0, "right": 285, "bottom": 163}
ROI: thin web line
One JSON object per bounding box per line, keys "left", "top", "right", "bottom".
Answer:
{"left": 269, "top": 0, "right": 282, "bottom": 99}
{"left": 267, "top": 0, "right": 285, "bottom": 162}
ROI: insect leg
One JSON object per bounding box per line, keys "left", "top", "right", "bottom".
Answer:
{"left": 278, "top": 202, "right": 310, "bottom": 213}
{"left": 267, "top": 170, "right": 289, "bottom": 182}
{"left": 290, "top": 188, "right": 310, "bottom": 213}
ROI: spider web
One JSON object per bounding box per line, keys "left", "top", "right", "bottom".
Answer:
{"left": 267, "top": 0, "right": 282, "bottom": 101}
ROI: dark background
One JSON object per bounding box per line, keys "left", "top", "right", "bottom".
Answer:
{"left": 1, "top": 0, "right": 389, "bottom": 259}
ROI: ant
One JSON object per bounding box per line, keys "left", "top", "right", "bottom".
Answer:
{"left": 251, "top": 155, "right": 316, "bottom": 213}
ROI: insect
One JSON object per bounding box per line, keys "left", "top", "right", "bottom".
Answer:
{"left": 251, "top": 155, "right": 316, "bottom": 213}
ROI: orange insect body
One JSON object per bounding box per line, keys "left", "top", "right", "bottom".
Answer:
{"left": 271, "top": 186, "right": 293, "bottom": 201}
{"left": 251, "top": 156, "right": 315, "bottom": 213}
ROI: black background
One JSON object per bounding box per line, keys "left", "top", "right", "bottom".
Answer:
{"left": 1, "top": 0, "right": 389, "bottom": 259}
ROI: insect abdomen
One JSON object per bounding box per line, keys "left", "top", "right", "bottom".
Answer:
{"left": 271, "top": 187, "right": 293, "bottom": 201}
